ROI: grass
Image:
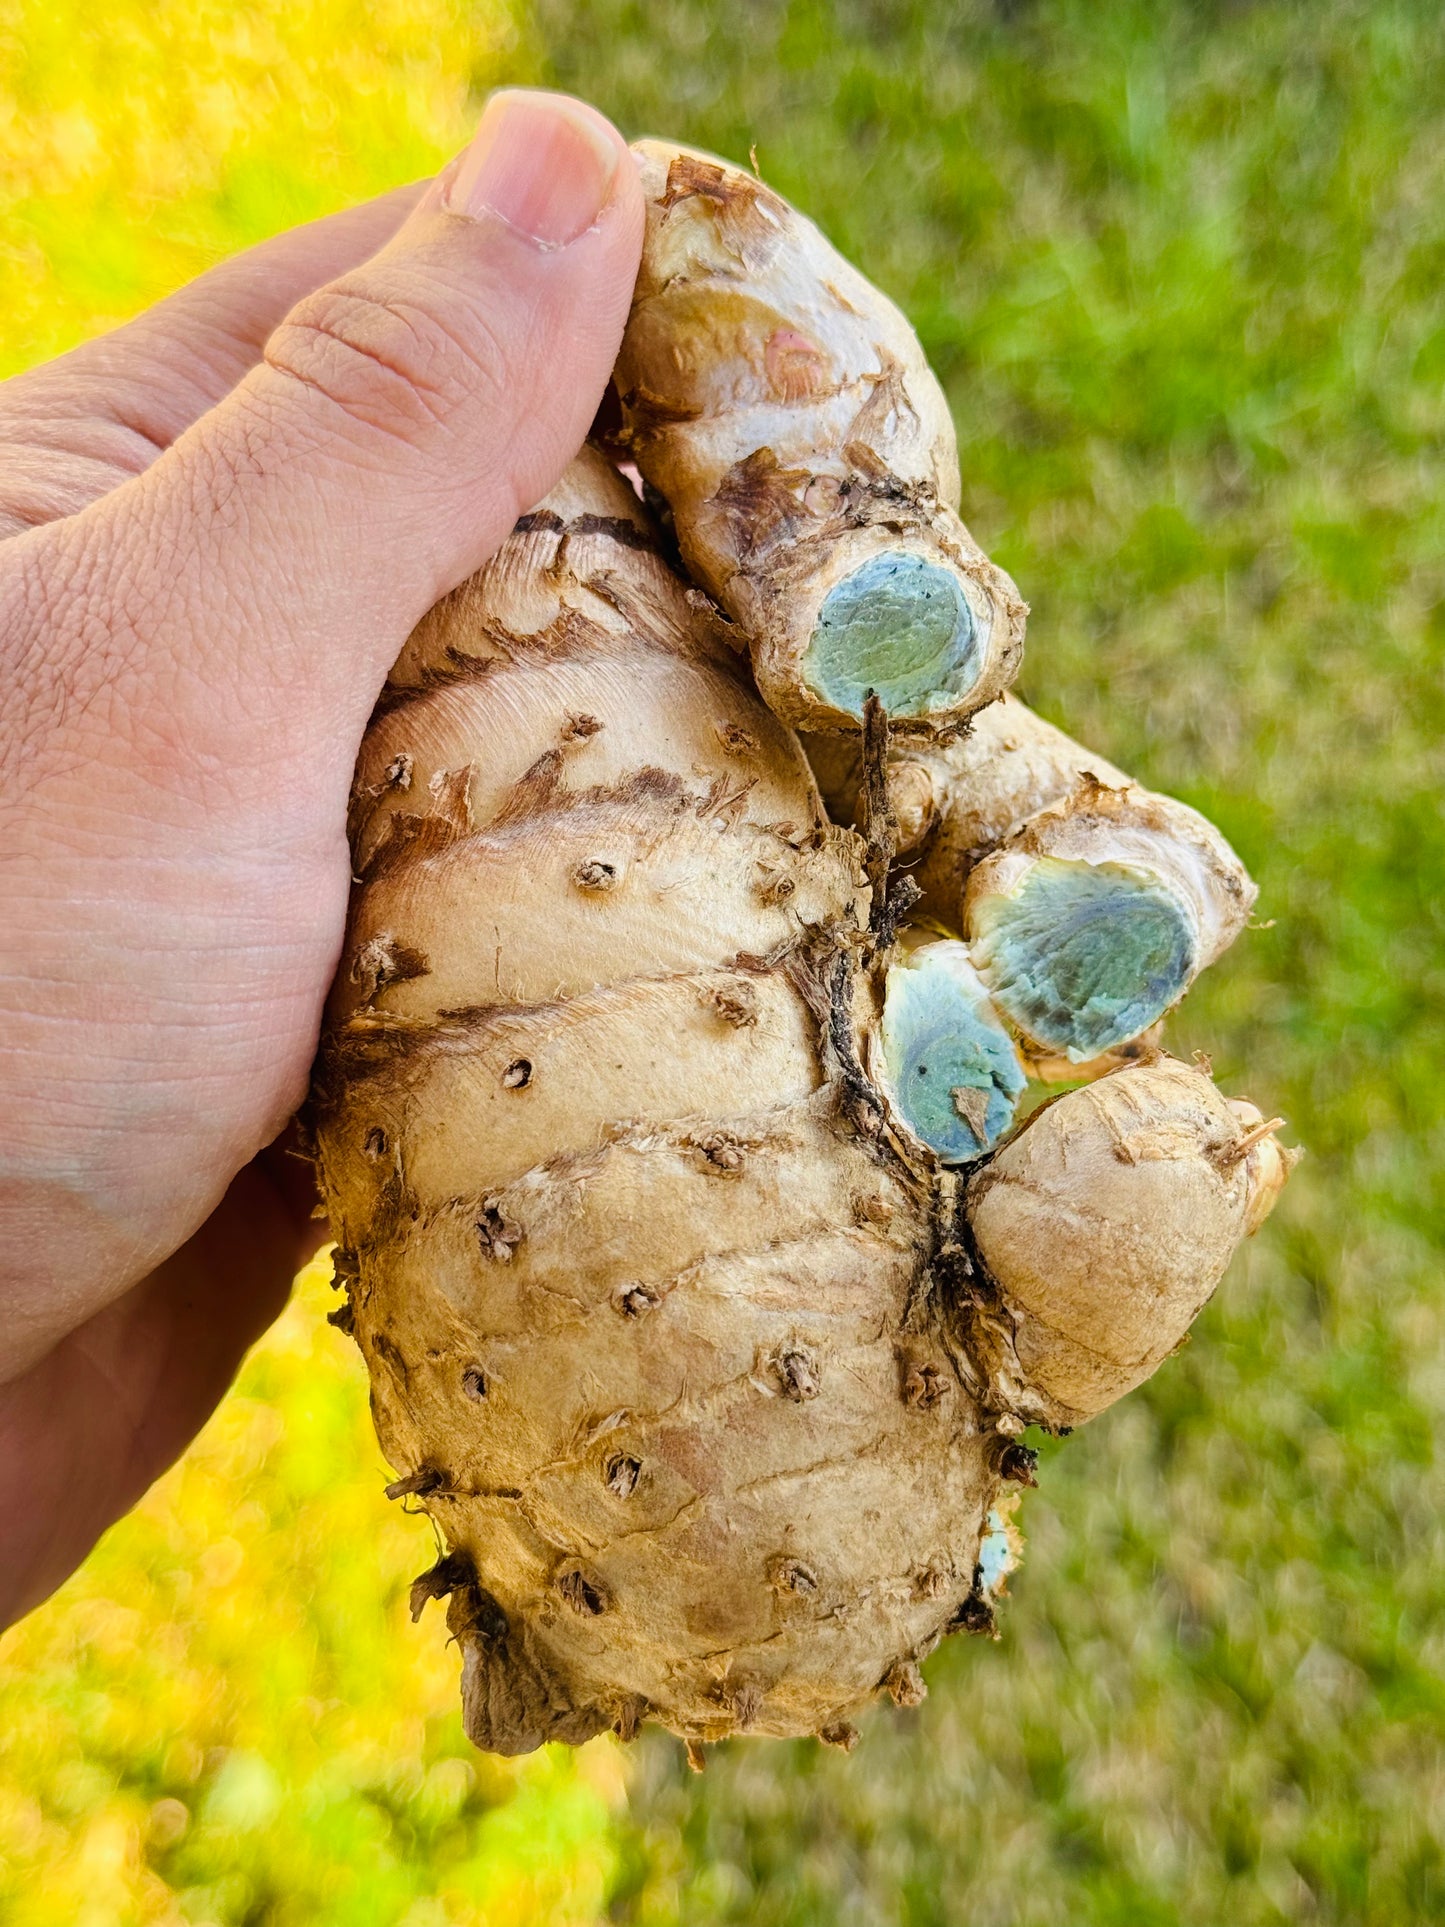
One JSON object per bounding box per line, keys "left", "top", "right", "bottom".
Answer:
{"left": 539, "top": 4, "right": 1445, "bottom": 1920}
{"left": 2, "top": 0, "right": 1443, "bottom": 1921}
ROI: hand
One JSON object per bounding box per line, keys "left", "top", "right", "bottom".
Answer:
{"left": 0, "top": 90, "right": 645, "bottom": 1628}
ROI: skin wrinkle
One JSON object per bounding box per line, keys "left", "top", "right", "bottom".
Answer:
{"left": 279, "top": 263, "right": 523, "bottom": 421}
{"left": 731, "top": 1431, "right": 900, "bottom": 1500}
{"left": 0, "top": 968, "right": 323, "bottom": 1038}
{"left": 18, "top": 499, "right": 336, "bottom": 819}
{"left": 568, "top": 1494, "right": 705, "bottom": 1556}
{"left": 0, "top": 1050, "right": 305, "bottom": 1115}
{"left": 0, "top": 430, "right": 160, "bottom": 536}
{"left": 2, "top": 535, "right": 165, "bottom": 782}
{"left": 0, "top": 463, "right": 107, "bottom": 539}
{"left": 12, "top": 270, "right": 545, "bottom": 759}
{"left": 183, "top": 367, "right": 526, "bottom": 653}
{"left": 46, "top": 404, "right": 174, "bottom": 472}
{"left": 2, "top": 1172, "right": 227, "bottom": 1377}
{"left": 262, "top": 241, "right": 543, "bottom": 473}
{"left": 494, "top": 1219, "right": 869, "bottom": 1338}
{"left": 0, "top": 410, "right": 175, "bottom": 532}
{"left": 265, "top": 304, "right": 468, "bottom": 447}
{"left": 4, "top": 677, "right": 321, "bottom": 846}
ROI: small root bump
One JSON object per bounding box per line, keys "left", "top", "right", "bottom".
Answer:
{"left": 767, "top": 1555, "right": 819, "bottom": 1596}
{"left": 703, "top": 979, "right": 759, "bottom": 1029}
{"left": 556, "top": 1565, "right": 610, "bottom": 1617}
{"left": 948, "top": 1592, "right": 1000, "bottom": 1640}
{"left": 605, "top": 1454, "right": 642, "bottom": 1499}
{"left": 883, "top": 1659, "right": 927, "bottom": 1708}
{"left": 998, "top": 1441, "right": 1039, "bottom": 1487}
{"left": 613, "top": 1696, "right": 648, "bottom": 1742}
{"left": 1212, "top": 1115, "right": 1286, "bottom": 1166}
{"left": 691, "top": 1131, "right": 747, "bottom": 1176}
{"left": 770, "top": 1345, "right": 821, "bottom": 1402}
{"left": 613, "top": 1282, "right": 663, "bottom": 1319}
{"left": 716, "top": 721, "right": 758, "bottom": 755}
{"left": 386, "top": 1466, "right": 446, "bottom": 1502}
{"left": 903, "top": 1361, "right": 951, "bottom": 1410}
{"left": 715, "top": 1679, "right": 764, "bottom": 1730}
{"left": 477, "top": 1201, "right": 523, "bottom": 1262}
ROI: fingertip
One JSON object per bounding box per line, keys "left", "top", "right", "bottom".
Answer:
{"left": 425, "top": 89, "right": 640, "bottom": 253}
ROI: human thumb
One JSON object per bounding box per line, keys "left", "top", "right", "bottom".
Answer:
{"left": 45, "top": 90, "right": 645, "bottom": 759}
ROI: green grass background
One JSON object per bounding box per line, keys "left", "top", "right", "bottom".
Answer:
{"left": 2, "top": 0, "right": 1443, "bottom": 1921}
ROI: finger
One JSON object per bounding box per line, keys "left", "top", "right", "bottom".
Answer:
{"left": 0, "top": 1155, "right": 305, "bottom": 1631}
{"left": 25, "top": 89, "right": 646, "bottom": 763}
{"left": 0, "top": 183, "right": 426, "bottom": 535}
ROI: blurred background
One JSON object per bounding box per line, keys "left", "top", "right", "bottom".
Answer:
{"left": 2, "top": 0, "right": 1442, "bottom": 1920}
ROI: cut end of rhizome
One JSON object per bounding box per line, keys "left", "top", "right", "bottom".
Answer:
{"left": 802, "top": 550, "right": 987, "bottom": 721}
{"left": 968, "top": 856, "right": 1198, "bottom": 1062}
{"left": 879, "top": 940, "right": 1026, "bottom": 1162}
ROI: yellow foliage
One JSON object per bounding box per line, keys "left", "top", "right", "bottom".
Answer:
{"left": 0, "top": 0, "right": 533, "bottom": 372}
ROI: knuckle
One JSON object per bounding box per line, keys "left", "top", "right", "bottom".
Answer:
{"left": 265, "top": 277, "right": 511, "bottom": 450}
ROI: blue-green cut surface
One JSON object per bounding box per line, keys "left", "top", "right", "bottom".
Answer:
{"left": 972, "top": 858, "right": 1197, "bottom": 1060}
{"left": 802, "top": 551, "right": 982, "bottom": 718}
{"left": 880, "top": 943, "right": 1025, "bottom": 1163}
{"left": 978, "top": 1507, "right": 1020, "bottom": 1596}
